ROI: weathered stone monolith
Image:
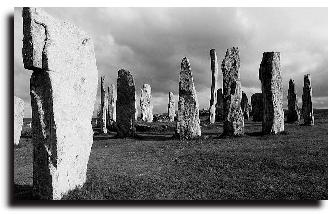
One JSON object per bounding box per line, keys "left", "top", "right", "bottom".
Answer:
{"left": 107, "top": 84, "right": 117, "bottom": 126}
{"left": 287, "top": 79, "right": 300, "bottom": 123}
{"left": 209, "top": 49, "right": 218, "bottom": 124}
{"left": 116, "top": 69, "right": 136, "bottom": 137}
{"left": 168, "top": 92, "right": 175, "bottom": 122}
{"left": 100, "top": 76, "right": 108, "bottom": 134}
{"left": 302, "top": 74, "right": 314, "bottom": 125}
{"left": 251, "top": 93, "right": 263, "bottom": 121}
{"left": 14, "top": 96, "right": 24, "bottom": 146}
{"left": 140, "top": 84, "right": 153, "bottom": 122}
{"left": 241, "top": 91, "right": 249, "bottom": 120}
{"left": 259, "top": 52, "right": 284, "bottom": 134}
{"left": 22, "top": 7, "right": 98, "bottom": 200}
{"left": 221, "top": 47, "right": 244, "bottom": 136}
{"left": 176, "top": 57, "right": 201, "bottom": 139}
{"left": 215, "top": 88, "right": 223, "bottom": 121}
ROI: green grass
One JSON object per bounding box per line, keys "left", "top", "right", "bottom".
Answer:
{"left": 14, "top": 110, "right": 328, "bottom": 200}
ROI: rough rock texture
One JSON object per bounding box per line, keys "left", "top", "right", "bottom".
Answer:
{"left": 215, "top": 88, "right": 223, "bottom": 121}
{"left": 168, "top": 92, "right": 176, "bottom": 122}
{"left": 140, "top": 84, "right": 153, "bottom": 122}
{"left": 100, "top": 76, "right": 108, "bottom": 134}
{"left": 221, "top": 47, "right": 244, "bottom": 136}
{"left": 22, "top": 7, "right": 98, "bottom": 200}
{"left": 241, "top": 91, "right": 249, "bottom": 120}
{"left": 116, "top": 69, "right": 136, "bottom": 137}
{"left": 14, "top": 96, "right": 25, "bottom": 146}
{"left": 287, "top": 79, "right": 300, "bottom": 123}
{"left": 251, "top": 93, "right": 263, "bottom": 122}
{"left": 209, "top": 49, "right": 218, "bottom": 124}
{"left": 176, "top": 57, "right": 201, "bottom": 139}
{"left": 135, "top": 93, "right": 138, "bottom": 121}
{"left": 107, "top": 84, "right": 117, "bottom": 126}
{"left": 259, "top": 52, "right": 284, "bottom": 134}
{"left": 302, "top": 74, "right": 314, "bottom": 125}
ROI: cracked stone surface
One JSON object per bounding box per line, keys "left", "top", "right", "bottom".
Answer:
{"left": 302, "top": 74, "right": 314, "bottom": 125}
{"left": 116, "top": 69, "right": 136, "bottom": 137}
{"left": 176, "top": 57, "right": 201, "bottom": 139}
{"left": 22, "top": 7, "right": 98, "bottom": 200}
{"left": 209, "top": 49, "right": 218, "bottom": 124}
{"left": 221, "top": 47, "right": 244, "bottom": 136}
{"left": 168, "top": 92, "right": 176, "bottom": 122}
{"left": 259, "top": 52, "right": 284, "bottom": 134}
{"left": 14, "top": 96, "right": 24, "bottom": 146}
{"left": 140, "top": 84, "right": 153, "bottom": 122}
{"left": 287, "top": 79, "right": 300, "bottom": 123}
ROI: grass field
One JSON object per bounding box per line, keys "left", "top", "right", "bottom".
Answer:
{"left": 13, "top": 109, "right": 328, "bottom": 200}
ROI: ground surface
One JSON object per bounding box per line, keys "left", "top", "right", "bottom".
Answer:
{"left": 14, "top": 109, "right": 328, "bottom": 200}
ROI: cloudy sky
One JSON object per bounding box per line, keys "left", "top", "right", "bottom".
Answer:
{"left": 14, "top": 7, "right": 328, "bottom": 117}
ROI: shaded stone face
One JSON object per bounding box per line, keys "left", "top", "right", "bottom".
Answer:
{"left": 251, "top": 93, "right": 263, "bottom": 122}
{"left": 168, "top": 92, "right": 175, "bottom": 122}
{"left": 140, "top": 84, "right": 153, "bottom": 122}
{"left": 215, "top": 88, "right": 223, "bottom": 121}
{"left": 22, "top": 7, "right": 98, "bottom": 200}
{"left": 259, "top": 52, "right": 284, "bottom": 134}
{"left": 100, "top": 76, "right": 108, "bottom": 134}
{"left": 176, "top": 57, "right": 201, "bottom": 139}
{"left": 14, "top": 96, "right": 25, "bottom": 146}
{"left": 107, "top": 84, "right": 117, "bottom": 127}
{"left": 241, "top": 91, "right": 249, "bottom": 120}
{"left": 221, "top": 47, "right": 244, "bottom": 136}
{"left": 116, "top": 69, "right": 136, "bottom": 137}
{"left": 209, "top": 49, "right": 218, "bottom": 124}
{"left": 287, "top": 79, "right": 300, "bottom": 123}
{"left": 302, "top": 74, "right": 314, "bottom": 125}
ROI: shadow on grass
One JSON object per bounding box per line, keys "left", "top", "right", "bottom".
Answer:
{"left": 134, "top": 134, "right": 173, "bottom": 141}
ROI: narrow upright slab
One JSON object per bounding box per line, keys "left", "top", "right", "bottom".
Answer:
{"left": 287, "top": 79, "right": 300, "bottom": 123}
{"left": 100, "top": 76, "right": 108, "bottom": 134}
{"left": 14, "top": 96, "right": 24, "bottom": 146}
{"left": 215, "top": 88, "right": 223, "bottom": 121}
{"left": 22, "top": 7, "right": 98, "bottom": 199}
{"left": 241, "top": 91, "right": 249, "bottom": 120}
{"left": 107, "top": 84, "right": 117, "bottom": 126}
{"left": 302, "top": 74, "right": 314, "bottom": 125}
{"left": 221, "top": 47, "right": 244, "bottom": 136}
{"left": 209, "top": 49, "right": 218, "bottom": 124}
{"left": 259, "top": 52, "right": 284, "bottom": 134}
{"left": 168, "top": 92, "right": 175, "bottom": 122}
{"left": 116, "top": 69, "right": 136, "bottom": 137}
{"left": 251, "top": 93, "right": 263, "bottom": 122}
{"left": 140, "top": 84, "right": 153, "bottom": 122}
{"left": 176, "top": 57, "right": 201, "bottom": 139}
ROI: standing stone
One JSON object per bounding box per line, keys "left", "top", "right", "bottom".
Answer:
{"left": 135, "top": 93, "right": 138, "bottom": 121}
{"left": 14, "top": 96, "right": 25, "bottom": 146}
{"left": 209, "top": 49, "right": 218, "bottom": 124}
{"left": 22, "top": 7, "right": 98, "bottom": 200}
{"left": 221, "top": 47, "right": 244, "bottom": 136}
{"left": 107, "top": 84, "right": 117, "bottom": 127}
{"left": 140, "top": 84, "right": 153, "bottom": 122}
{"left": 100, "top": 76, "right": 108, "bottom": 134}
{"left": 287, "top": 79, "right": 300, "bottom": 123}
{"left": 259, "top": 52, "right": 284, "bottom": 134}
{"left": 176, "top": 57, "right": 201, "bottom": 139}
{"left": 116, "top": 69, "right": 136, "bottom": 137}
{"left": 215, "top": 88, "right": 223, "bottom": 121}
{"left": 168, "top": 92, "right": 176, "bottom": 122}
{"left": 241, "top": 91, "right": 249, "bottom": 120}
{"left": 251, "top": 93, "right": 263, "bottom": 121}
{"left": 302, "top": 74, "right": 314, "bottom": 125}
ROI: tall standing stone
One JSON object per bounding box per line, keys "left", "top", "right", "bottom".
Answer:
{"left": 251, "top": 93, "right": 263, "bottom": 122}
{"left": 22, "top": 7, "right": 98, "bottom": 199}
{"left": 140, "top": 84, "right": 153, "bottom": 122}
{"left": 215, "top": 88, "right": 223, "bottom": 121}
{"left": 14, "top": 96, "right": 24, "bottom": 146}
{"left": 116, "top": 69, "right": 136, "bottom": 137}
{"left": 287, "top": 79, "right": 300, "bottom": 123}
{"left": 168, "top": 92, "right": 175, "bottom": 122}
{"left": 259, "top": 52, "right": 284, "bottom": 134}
{"left": 176, "top": 57, "right": 201, "bottom": 139}
{"left": 107, "top": 84, "right": 117, "bottom": 126}
{"left": 241, "top": 91, "right": 249, "bottom": 120}
{"left": 100, "top": 76, "right": 108, "bottom": 134}
{"left": 302, "top": 74, "right": 314, "bottom": 125}
{"left": 221, "top": 47, "right": 244, "bottom": 136}
{"left": 209, "top": 49, "right": 218, "bottom": 124}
